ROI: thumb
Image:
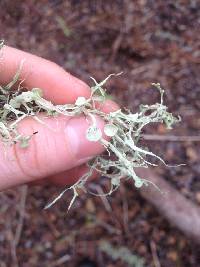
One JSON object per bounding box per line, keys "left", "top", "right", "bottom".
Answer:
{"left": 0, "top": 114, "right": 106, "bottom": 190}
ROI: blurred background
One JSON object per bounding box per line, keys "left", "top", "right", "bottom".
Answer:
{"left": 0, "top": 1, "right": 200, "bottom": 266}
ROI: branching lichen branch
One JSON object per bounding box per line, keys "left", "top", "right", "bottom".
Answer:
{"left": 0, "top": 55, "right": 180, "bottom": 210}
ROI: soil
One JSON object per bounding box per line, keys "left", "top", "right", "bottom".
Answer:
{"left": 0, "top": 1, "right": 200, "bottom": 267}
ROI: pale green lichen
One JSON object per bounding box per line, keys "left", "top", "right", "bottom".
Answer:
{"left": 0, "top": 42, "right": 180, "bottom": 210}
{"left": 44, "top": 76, "right": 180, "bottom": 210}
{"left": 100, "top": 241, "right": 146, "bottom": 267}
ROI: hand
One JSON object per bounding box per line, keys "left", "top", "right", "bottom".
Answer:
{"left": 0, "top": 46, "right": 118, "bottom": 190}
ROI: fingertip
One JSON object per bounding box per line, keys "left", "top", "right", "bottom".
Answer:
{"left": 1, "top": 46, "right": 91, "bottom": 104}
{"left": 94, "top": 99, "right": 120, "bottom": 114}
{"left": 101, "top": 99, "right": 120, "bottom": 113}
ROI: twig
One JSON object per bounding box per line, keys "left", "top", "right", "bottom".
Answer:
{"left": 120, "top": 185, "right": 130, "bottom": 235}
{"left": 9, "top": 185, "right": 28, "bottom": 267}
{"left": 137, "top": 168, "right": 200, "bottom": 243}
{"left": 142, "top": 134, "right": 200, "bottom": 142}
{"left": 15, "top": 185, "right": 28, "bottom": 246}
{"left": 150, "top": 240, "right": 161, "bottom": 267}
{"left": 89, "top": 214, "right": 121, "bottom": 235}
{"left": 93, "top": 184, "right": 112, "bottom": 212}
{"left": 49, "top": 254, "right": 71, "bottom": 267}
{"left": 8, "top": 228, "right": 19, "bottom": 267}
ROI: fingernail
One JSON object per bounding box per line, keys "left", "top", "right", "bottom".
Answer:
{"left": 65, "top": 117, "right": 104, "bottom": 165}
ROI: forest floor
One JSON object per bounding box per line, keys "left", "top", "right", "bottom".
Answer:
{"left": 0, "top": 1, "right": 200, "bottom": 266}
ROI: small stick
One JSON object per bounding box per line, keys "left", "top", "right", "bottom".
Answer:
{"left": 142, "top": 134, "right": 200, "bottom": 142}
{"left": 150, "top": 240, "right": 161, "bottom": 267}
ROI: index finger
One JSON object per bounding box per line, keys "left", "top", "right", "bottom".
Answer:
{"left": 0, "top": 46, "right": 90, "bottom": 104}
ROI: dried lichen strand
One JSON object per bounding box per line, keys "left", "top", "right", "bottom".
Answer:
{"left": 45, "top": 76, "right": 179, "bottom": 209}
{"left": 0, "top": 59, "right": 180, "bottom": 210}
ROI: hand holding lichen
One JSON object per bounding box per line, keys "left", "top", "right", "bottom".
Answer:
{"left": 44, "top": 77, "right": 180, "bottom": 209}
{"left": 2, "top": 69, "right": 179, "bottom": 208}
{"left": 0, "top": 43, "right": 180, "bottom": 209}
{"left": 0, "top": 44, "right": 115, "bottom": 190}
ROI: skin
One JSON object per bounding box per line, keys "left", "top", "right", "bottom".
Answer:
{"left": 0, "top": 46, "right": 118, "bottom": 190}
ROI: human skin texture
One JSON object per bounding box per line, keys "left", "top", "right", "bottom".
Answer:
{"left": 0, "top": 46, "right": 118, "bottom": 190}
